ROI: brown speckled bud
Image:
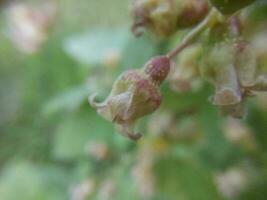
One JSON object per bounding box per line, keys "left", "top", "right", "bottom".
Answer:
{"left": 89, "top": 56, "right": 170, "bottom": 141}
{"left": 143, "top": 56, "right": 171, "bottom": 85}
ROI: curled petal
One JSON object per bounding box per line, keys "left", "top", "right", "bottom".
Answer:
{"left": 88, "top": 93, "right": 105, "bottom": 109}
{"left": 115, "top": 123, "right": 143, "bottom": 141}
{"left": 88, "top": 93, "right": 113, "bottom": 122}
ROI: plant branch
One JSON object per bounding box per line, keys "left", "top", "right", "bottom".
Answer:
{"left": 167, "top": 8, "right": 220, "bottom": 59}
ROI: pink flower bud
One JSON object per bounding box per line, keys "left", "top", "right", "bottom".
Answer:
{"left": 89, "top": 56, "right": 170, "bottom": 140}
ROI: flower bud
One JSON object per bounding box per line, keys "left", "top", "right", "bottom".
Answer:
{"left": 89, "top": 56, "right": 170, "bottom": 140}
{"left": 130, "top": 0, "right": 209, "bottom": 37}
{"left": 176, "top": 0, "right": 209, "bottom": 28}
{"left": 131, "top": 0, "right": 178, "bottom": 37}
{"left": 210, "top": 0, "right": 256, "bottom": 15}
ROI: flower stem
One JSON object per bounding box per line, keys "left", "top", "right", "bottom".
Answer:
{"left": 167, "top": 8, "right": 220, "bottom": 59}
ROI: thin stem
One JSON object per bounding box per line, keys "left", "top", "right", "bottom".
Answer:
{"left": 167, "top": 8, "right": 220, "bottom": 59}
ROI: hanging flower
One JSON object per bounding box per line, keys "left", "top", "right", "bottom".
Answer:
{"left": 89, "top": 56, "right": 170, "bottom": 140}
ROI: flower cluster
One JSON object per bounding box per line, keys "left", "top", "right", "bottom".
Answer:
{"left": 89, "top": 0, "right": 263, "bottom": 140}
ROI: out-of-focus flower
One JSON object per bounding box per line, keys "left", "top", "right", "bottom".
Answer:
{"left": 130, "top": 0, "right": 208, "bottom": 37}
{"left": 148, "top": 111, "right": 175, "bottom": 137}
{"left": 89, "top": 56, "right": 170, "bottom": 140}
{"left": 214, "top": 168, "right": 248, "bottom": 199}
{"left": 132, "top": 146, "right": 155, "bottom": 198}
{"left": 168, "top": 44, "right": 203, "bottom": 92}
{"left": 103, "top": 49, "right": 121, "bottom": 69}
{"left": 223, "top": 118, "right": 257, "bottom": 150}
{"left": 5, "top": 1, "right": 57, "bottom": 54}
{"left": 70, "top": 179, "right": 95, "bottom": 200}
{"left": 85, "top": 141, "right": 109, "bottom": 161}
{"left": 148, "top": 110, "right": 200, "bottom": 142}
{"left": 98, "top": 179, "right": 116, "bottom": 200}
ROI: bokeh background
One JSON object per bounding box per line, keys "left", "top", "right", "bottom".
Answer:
{"left": 0, "top": 0, "right": 267, "bottom": 200}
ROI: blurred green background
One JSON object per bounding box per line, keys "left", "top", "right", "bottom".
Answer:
{"left": 1, "top": 0, "right": 267, "bottom": 200}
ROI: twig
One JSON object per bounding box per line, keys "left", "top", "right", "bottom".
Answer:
{"left": 167, "top": 8, "right": 220, "bottom": 59}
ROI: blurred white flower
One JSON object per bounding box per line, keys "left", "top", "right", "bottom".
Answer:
{"left": 70, "top": 179, "right": 95, "bottom": 200}
{"left": 85, "top": 141, "right": 109, "bottom": 161}
{"left": 214, "top": 168, "right": 248, "bottom": 199}
{"left": 5, "top": 1, "right": 57, "bottom": 54}
{"left": 223, "top": 118, "right": 257, "bottom": 150}
{"left": 132, "top": 147, "right": 155, "bottom": 198}
{"left": 98, "top": 179, "right": 116, "bottom": 200}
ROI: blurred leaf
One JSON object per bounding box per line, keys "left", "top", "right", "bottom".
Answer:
{"left": 63, "top": 29, "right": 130, "bottom": 66}
{"left": 154, "top": 157, "right": 222, "bottom": 200}
{"left": 197, "top": 103, "right": 243, "bottom": 169}
{"left": 121, "top": 34, "right": 158, "bottom": 69}
{"left": 0, "top": 162, "right": 68, "bottom": 200}
{"left": 52, "top": 110, "right": 114, "bottom": 160}
{"left": 246, "top": 104, "right": 267, "bottom": 151}
{"left": 42, "top": 84, "right": 89, "bottom": 116}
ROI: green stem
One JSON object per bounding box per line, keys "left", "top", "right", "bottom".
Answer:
{"left": 167, "top": 8, "right": 220, "bottom": 59}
